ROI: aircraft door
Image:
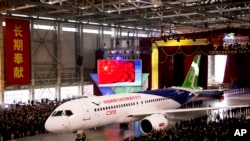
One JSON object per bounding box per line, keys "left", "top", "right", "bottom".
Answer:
{"left": 83, "top": 104, "right": 90, "bottom": 120}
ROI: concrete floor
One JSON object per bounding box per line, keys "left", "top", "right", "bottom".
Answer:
{"left": 14, "top": 92, "right": 250, "bottom": 141}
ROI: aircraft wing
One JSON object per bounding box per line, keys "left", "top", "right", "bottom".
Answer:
{"left": 128, "top": 104, "right": 249, "bottom": 117}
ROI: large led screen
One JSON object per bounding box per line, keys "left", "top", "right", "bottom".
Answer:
{"left": 97, "top": 59, "right": 142, "bottom": 87}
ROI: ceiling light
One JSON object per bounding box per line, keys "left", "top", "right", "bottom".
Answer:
{"left": 48, "top": 0, "right": 52, "bottom": 4}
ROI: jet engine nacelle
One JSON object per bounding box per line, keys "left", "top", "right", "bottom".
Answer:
{"left": 139, "top": 114, "right": 168, "bottom": 134}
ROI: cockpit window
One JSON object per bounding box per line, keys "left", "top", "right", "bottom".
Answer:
{"left": 52, "top": 111, "right": 63, "bottom": 117}
{"left": 65, "top": 110, "right": 73, "bottom": 116}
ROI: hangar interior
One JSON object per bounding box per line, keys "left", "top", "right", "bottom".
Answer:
{"left": 0, "top": 0, "right": 249, "bottom": 104}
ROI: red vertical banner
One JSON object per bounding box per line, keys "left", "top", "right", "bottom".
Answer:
{"left": 5, "top": 18, "right": 31, "bottom": 85}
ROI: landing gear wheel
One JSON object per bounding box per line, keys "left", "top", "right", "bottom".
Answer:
{"left": 81, "top": 132, "right": 86, "bottom": 141}
{"left": 75, "top": 131, "right": 86, "bottom": 141}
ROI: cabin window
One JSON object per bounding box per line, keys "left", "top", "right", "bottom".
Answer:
{"left": 65, "top": 110, "right": 73, "bottom": 116}
{"left": 52, "top": 111, "right": 63, "bottom": 117}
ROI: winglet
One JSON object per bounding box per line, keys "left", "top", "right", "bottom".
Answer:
{"left": 181, "top": 54, "right": 201, "bottom": 89}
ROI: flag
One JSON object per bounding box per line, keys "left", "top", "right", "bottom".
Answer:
{"left": 98, "top": 60, "right": 135, "bottom": 84}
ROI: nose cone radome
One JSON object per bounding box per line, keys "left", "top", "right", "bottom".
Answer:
{"left": 45, "top": 118, "right": 54, "bottom": 132}
{"left": 45, "top": 117, "right": 70, "bottom": 133}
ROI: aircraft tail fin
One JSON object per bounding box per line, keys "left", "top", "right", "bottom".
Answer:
{"left": 181, "top": 54, "right": 201, "bottom": 90}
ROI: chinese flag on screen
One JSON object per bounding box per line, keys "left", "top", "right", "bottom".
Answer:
{"left": 98, "top": 60, "right": 135, "bottom": 84}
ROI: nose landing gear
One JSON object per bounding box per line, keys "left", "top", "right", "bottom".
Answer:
{"left": 120, "top": 123, "right": 129, "bottom": 130}
{"left": 75, "top": 130, "right": 86, "bottom": 141}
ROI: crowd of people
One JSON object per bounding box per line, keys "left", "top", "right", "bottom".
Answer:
{"left": 0, "top": 102, "right": 58, "bottom": 140}
{"left": 124, "top": 106, "right": 250, "bottom": 141}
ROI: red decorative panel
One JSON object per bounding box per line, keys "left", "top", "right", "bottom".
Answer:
{"left": 5, "top": 18, "right": 31, "bottom": 85}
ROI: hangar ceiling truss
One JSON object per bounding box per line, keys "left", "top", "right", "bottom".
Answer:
{"left": 0, "top": 0, "right": 250, "bottom": 33}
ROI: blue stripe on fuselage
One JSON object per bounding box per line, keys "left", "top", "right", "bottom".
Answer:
{"left": 137, "top": 88, "right": 195, "bottom": 105}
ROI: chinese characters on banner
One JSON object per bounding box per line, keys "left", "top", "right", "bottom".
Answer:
{"left": 5, "top": 18, "right": 31, "bottom": 85}
{"left": 209, "top": 33, "right": 250, "bottom": 55}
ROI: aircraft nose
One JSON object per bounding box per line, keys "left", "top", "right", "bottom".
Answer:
{"left": 45, "top": 117, "right": 69, "bottom": 133}
{"left": 45, "top": 118, "right": 54, "bottom": 132}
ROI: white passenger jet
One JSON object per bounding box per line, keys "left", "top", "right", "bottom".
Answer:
{"left": 44, "top": 54, "right": 249, "bottom": 139}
